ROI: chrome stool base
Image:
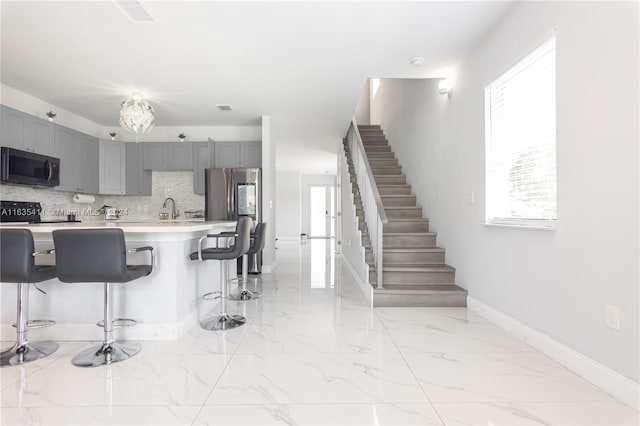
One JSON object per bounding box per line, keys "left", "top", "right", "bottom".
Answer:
{"left": 228, "top": 288, "right": 261, "bottom": 301}
{"left": 72, "top": 341, "right": 141, "bottom": 367}
{"left": 0, "top": 341, "right": 59, "bottom": 367}
{"left": 200, "top": 314, "right": 246, "bottom": 331}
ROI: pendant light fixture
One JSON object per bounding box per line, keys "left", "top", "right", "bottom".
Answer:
{"left": 119, "top": 92, "right": 155, "bottom": 138}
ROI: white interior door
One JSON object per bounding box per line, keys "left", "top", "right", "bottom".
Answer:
{"left": 309, "top": 185, "right": 335, "bottom": 238}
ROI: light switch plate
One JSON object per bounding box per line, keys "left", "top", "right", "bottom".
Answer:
{"left": 604, "top": 304, "right": 620, "bottom": 330}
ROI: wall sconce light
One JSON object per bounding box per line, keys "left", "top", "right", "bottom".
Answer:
{"left": 178, "top": 133, "right": 186, "bottom": 142}
{"left": 108, "top": 132, "right": 117, "bottom": 140}
{"left": 438, "top": 79, "right": 453, "bottom": 98}
{"left": 45, "top": 111, "right": 57, "bottom": 121}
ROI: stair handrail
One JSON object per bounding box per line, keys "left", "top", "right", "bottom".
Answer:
{"left": 346, "top": 117, "right": 387, "bottom": 289}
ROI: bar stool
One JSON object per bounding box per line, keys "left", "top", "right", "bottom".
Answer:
{"left": 52, "top": 229, "right": 154, "bottom": 367}
{"left": 190, "top": 216, "right": 251, "bottom": 331}
{"left": 0, "top": 229, "right": 58, "bottom": 367}
{"left": 229, "top": 222, "right": 267, "bottom": 301}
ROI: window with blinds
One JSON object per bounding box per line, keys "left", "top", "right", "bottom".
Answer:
{"left": 485, "top": 35, "right": 556, "bottom": 227}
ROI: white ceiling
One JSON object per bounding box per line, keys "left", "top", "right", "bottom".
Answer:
{"left": 1, "top": 1, "right": 514, "bottom": 173}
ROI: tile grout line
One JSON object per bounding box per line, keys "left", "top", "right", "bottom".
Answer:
{"left": 189, "top": 277, "right": 270, "bottom": 426}
{"left": 372, "top": 308, "right": 447, "bottom": 426}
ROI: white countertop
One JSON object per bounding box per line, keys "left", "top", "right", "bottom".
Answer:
{"left": 0, "top": 220, "right": 236, "bottom": 233}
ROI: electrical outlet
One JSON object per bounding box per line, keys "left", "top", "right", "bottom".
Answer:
{"left": 604, "top": 304, "right": 620, "bottom": 330}
{"left": 469, "top": 192, "right": 475, "bottom": 205}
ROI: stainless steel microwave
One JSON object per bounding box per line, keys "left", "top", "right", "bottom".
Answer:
{"left": 0, "top": 147, "right": 60, "bottom": 187}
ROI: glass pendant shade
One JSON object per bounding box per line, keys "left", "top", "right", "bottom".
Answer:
{"left": 119, "top": 93, "right": 155, "bottom": 134}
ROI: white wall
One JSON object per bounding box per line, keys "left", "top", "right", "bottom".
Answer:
{"left": 261, "top": 116, "right": 277, "bottom": 269}
{"left": 102, "top": 125, "right": 261, "bottom": 143}
{"left": 1, "top": 85, "right": 261, "bottom": 143}
{"left": 275, "top": 171, "right": 301, "bottom": 239}
{"left": 338, "top": 144, "right": 371, "bottom": 304}
{"left": 354, "top": 80, "right": 370, "bottom": 125}
{"left": 1, "top": 84, "right": 104, "bottom": 137}
{"left": 372, "top": 1, "right": 639, "bottom": 385}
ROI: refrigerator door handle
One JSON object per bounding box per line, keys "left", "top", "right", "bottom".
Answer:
{"left": 228, "top": 170, "right": 235, "bottom": 220}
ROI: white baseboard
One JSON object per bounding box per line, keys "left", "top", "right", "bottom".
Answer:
{"left": 467, "top": 296, "right": 640, "bottom": 410}
{"left": 1, "top": 312, "right": 200, "bottom": 342}
{"left": 341, "top": 256, "right": 372, "bottom": 307}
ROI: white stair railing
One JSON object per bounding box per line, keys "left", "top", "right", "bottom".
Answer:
{"left": 346, "top": 117, "right": 388, "bottom": 288}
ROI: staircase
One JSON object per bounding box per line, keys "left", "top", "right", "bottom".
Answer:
{"left": 345, "top": 124, "right": 467, "bottom": 307}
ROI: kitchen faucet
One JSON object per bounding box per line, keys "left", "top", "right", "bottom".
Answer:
{"left": 162, "top": 197, "right": 178, "bottom": 219}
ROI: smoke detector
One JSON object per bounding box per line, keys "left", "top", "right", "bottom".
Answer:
{"left": 216, "top": 105, "right": 232, "bottom": 111}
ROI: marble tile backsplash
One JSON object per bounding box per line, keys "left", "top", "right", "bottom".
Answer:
{"left": 0, "top": 171, "right": 205, "bottom": 221}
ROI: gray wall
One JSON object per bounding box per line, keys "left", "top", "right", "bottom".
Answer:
{"left": 371, "top": 1, "right": 639, "bottom": 382}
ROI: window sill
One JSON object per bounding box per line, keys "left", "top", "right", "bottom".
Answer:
{"left": 482, "top": 222, "right": 556, "bottom": 231}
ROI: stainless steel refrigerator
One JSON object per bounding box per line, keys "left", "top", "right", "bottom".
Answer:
{"left": 204, "top": 168, "right": 262, "bottom": 272}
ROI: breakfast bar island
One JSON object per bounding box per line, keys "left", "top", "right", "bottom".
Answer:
{"left": 0, "top": 220, "right": 237, "bottom": 341}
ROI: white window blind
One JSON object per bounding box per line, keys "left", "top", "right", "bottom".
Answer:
{"left": 485, "top": 35, "right": 556, "bottom": 227}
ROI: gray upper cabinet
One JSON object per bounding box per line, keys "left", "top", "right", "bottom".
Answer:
{"left": 240, "top": 141, "right": 262, "bottom": 168}
{"left": 167, "top": 142, "right": 193, "bottom": 169}
{"left": 0, "top": 105, "right": 54, "bottom": 155}
{"left": 142, "top": 143, "right": 166, "bottom": 169}
{"left": 54, "top": 125, "right": 98, "bottom": 194}
{"left": 99, "top": 140, "right": 126, "bottom": 195}
{"left": 214, "top": 141, "right": 261, "bottom": 168}
{"left": 76, "top": 134, "right": 99, "bottom": 194}
{"left": 125, "top": 143, "right": 151, "bottom": 195}
{"left": 192, "top": 141, "right": 215, "bottom": 195}
{"left": 142, "top": 142, "right": 193, "bottom": 170}
{"left": 54, "top": 126, "right": 77, "bottom": 192}
{"left": 214, "top": 142, "right": 241, "bottom": 168}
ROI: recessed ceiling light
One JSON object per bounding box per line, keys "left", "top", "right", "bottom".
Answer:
{"left": 410, "top": 57, "right": 425, "bottom": 67}
{"left": 216, "top": 105, "right": 232, "bottom": 111}
{"left": 112, "top": 0, "right": 155, "bottom": 23}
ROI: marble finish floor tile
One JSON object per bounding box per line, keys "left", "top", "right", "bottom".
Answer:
{"left": 194, "top": 403, "right": 443, "bottom": 425}
{"left": 387, "top": 322, "right": 535, "bottom": 353}
{"left": 404, "top": 351, "right": 616, "bottom": 403}
{"left": 0, "top": 405, "right": 200, "bottom": 425}
{"left": 0, "top": 240, "right": 636, "bottom": 425}
{"left": 206, "top": 351, "right": 429, "bottom": 405}
{"left": 0, "top": 342, "right": 82, "bottom": 390}
{"left": 434, "top": 401, "right": 640, "bottom": 425}
{"left": 1, "top": 352, "right": 229, "bottom": 407}
{"left": 235, "top": 322, "right": 396, "bottom": 354}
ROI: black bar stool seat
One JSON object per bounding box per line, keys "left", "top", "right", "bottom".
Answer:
{"left": 228, "top": 222, "right": 267, "bottom": 301}
{"left": 190, "top": 217, "right": 251, "bottom": 331}
{"left": 1, "top": 229, "right": 59, "bottom": 367}
{"left": 53, "top": 228, "right": 154, "bottom": 367}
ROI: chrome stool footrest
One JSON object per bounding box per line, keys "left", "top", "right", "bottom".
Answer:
{"left": 202, "top": 291, "right": 221, "bottom": 301}
{"left": 96, "top": 318, "right": 137, "bottom": 328}
{"left": 11, "top": 319, "right": 56, "bottom": 329}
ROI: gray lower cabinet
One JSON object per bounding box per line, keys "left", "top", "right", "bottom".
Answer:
{"left": 214, "top": 141, "right": 261, "bottom": 168}
{"left": 192, "top": 141, "right": 215, "bottom": 195}
{"left": 125, "top": 143, "right": 152, "bottom": 195}
{"left": 54, "top": 126, "right": 98, "bottom": 194}
{"left": 142, "top": 142, "right": 193, "bottom": 170}
{"left": 99, "top": 140, "right": 126, "bottom": 195}
{"left": 0, "top": 105, "right": 54, "bottom": 155}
